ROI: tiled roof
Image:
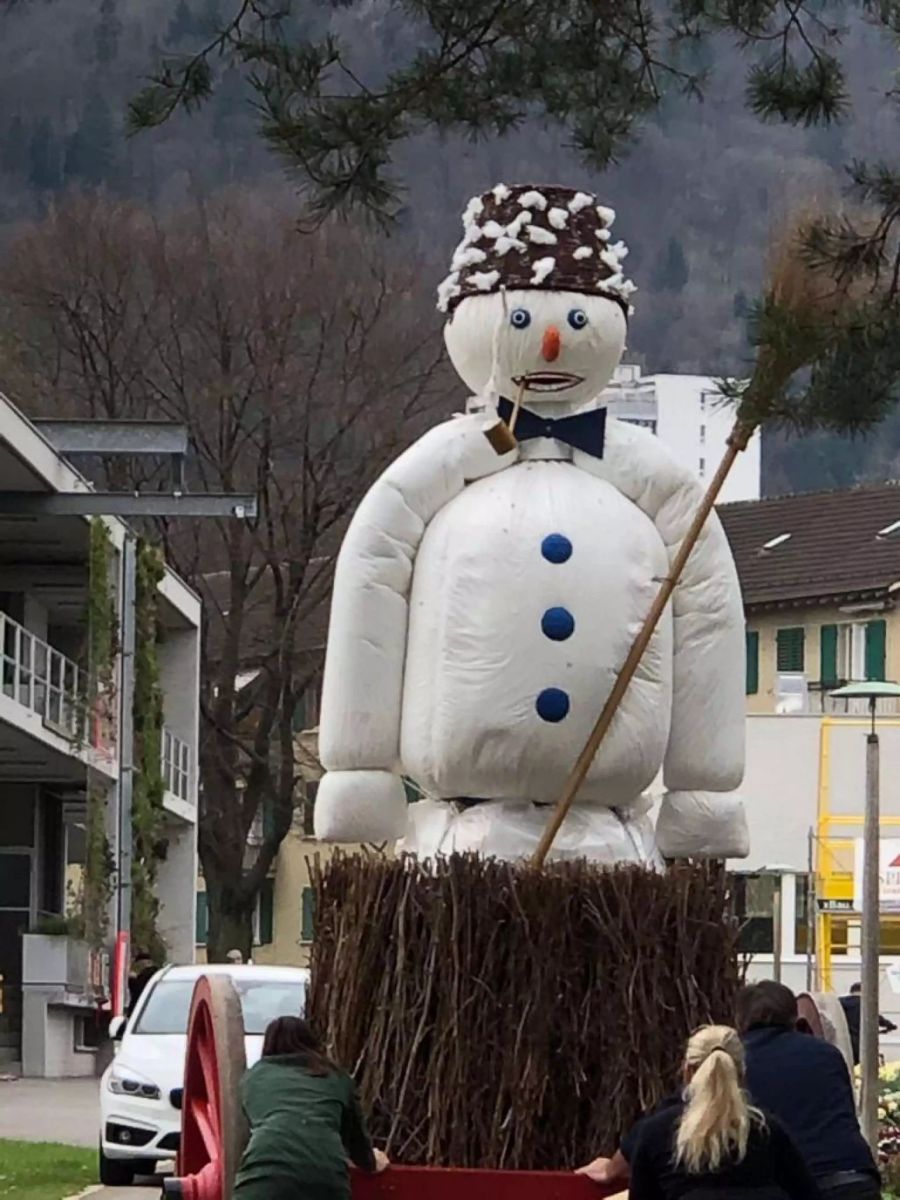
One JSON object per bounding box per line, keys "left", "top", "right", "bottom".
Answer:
{"left": 719, "top": 483, "right": 900, "bottom": 610}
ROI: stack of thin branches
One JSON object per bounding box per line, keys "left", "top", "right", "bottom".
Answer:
{"left": 308, "top": 853, "right": 740, "bottom": 1170}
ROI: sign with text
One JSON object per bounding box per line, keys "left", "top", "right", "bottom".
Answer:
{"left": 853, "top": 839, "right": 900, "bottom": 913}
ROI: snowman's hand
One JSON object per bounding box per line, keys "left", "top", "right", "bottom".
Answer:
{"left": 313, "top": 770, "right": 408, "bottom": 844}
{"left": 655, "top": 790, "right": 748, "bottom": 860}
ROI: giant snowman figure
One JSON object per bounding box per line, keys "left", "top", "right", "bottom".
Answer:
{"left": 315, "top": 184, "right": 748, "bottom": 864}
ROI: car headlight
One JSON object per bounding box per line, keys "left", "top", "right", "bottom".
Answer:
{"left": 107, "top": 1065, "right": 161, "bottom": 1101}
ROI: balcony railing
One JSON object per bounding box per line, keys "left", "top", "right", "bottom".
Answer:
{"left": 162, "top": 727, "right": 191, "bottom": 803}
{"left": 1, "top": 610, "right": 83, "bottom": 740}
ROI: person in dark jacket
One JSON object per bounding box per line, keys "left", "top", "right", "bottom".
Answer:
{"left": 736, "top": 981, "right": 879, "bottom": 1200}
{"left": 233, "top": 1016, "right": 388, "bottom": 1200}
{"left": 126, "top": 954, "right": 156, "bottom": 1014}
{"left": 840, "top": 983, "right": 897, "bottom": 1066}
{"left": 627, "top": 1025, "right": 818, "bottom": 1200}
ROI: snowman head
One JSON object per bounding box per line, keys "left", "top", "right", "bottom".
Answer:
{"left": 438, "top": 185, "right": 636, "bottom": 409}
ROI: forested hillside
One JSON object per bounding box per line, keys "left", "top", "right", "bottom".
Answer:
{"left": 0, "top": 0, "right": 898, "bottom": 494}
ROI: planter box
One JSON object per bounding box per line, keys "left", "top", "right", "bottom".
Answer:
{"left": 353, "top": 1167, "right": 614, "bottom": 1200}
{"left": 22, "top": 934, "right": 90, "bottom": 992}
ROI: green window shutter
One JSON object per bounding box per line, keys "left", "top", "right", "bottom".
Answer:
{"left": 301, "top": 887, "right": 315, "bottom": 942}
{"left": 195, "top": 892, "right": 208, "bottom": 946}
{"left": 820, "top": 624, "right": 838, "bottom": 686}
{"left": 745, "top": 630, "right": 759, "bottom": 695}
{"left": 776, "top": 627, "right": 805, "bottom": 672}
{"left": 259, "top": 878, "right": 274, "bottom": 945}
{"left": 866, "top": 620, "right": 887, "bottom": 682}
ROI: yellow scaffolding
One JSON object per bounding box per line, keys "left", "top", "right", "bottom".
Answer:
{"left": 815, "top": 717, "right": 900, "bottom": 990}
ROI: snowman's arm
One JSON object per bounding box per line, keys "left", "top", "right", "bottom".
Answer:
{"left": 575, "top": 421, "right": 747, "bottom": 857}
{"left": 316, "top": 413, "right": 515, "bottom": 843}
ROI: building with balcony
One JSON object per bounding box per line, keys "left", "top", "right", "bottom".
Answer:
{"left": 0, "top": 394, "right": 200, "bottom": 1076}
{"left": 601, "top": 364, "right": 762, "bottom": 503}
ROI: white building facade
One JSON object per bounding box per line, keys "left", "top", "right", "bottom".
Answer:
{"left": 0, "top": 393, "right": 200, "bottom": 1077}
{"left": 602, "top": 365, "right": 762, "bottom": 503}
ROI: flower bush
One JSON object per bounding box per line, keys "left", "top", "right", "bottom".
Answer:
{"left": 854, "top": 1061, "right": 900, "bottom": 1171}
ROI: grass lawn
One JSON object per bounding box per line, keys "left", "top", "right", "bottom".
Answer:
{"left": 0, "top": 1139, "right": 95, "bottom": 1200}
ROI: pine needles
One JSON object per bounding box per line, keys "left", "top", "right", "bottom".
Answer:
{"left": 308, "top": 854, "right": 741, "bottom": 1170}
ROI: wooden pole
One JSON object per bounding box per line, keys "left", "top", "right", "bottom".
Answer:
{"left": 531, "top": 423, "right": 752, "bottom": 868}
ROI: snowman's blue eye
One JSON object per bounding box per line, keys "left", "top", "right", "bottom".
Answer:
{"left": 567, "top": 308, "right": 588, "bottom": 330}
{"left": 510, "top": 308, "right": 531, "bottom": 329}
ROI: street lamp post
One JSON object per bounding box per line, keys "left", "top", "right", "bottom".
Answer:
{"left": 830, "top": 680, "right": 900, "bottom": 1152}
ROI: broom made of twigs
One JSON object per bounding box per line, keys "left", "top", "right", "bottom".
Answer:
{"left": 531, "top": 210, "right": 860, "bottom": 867}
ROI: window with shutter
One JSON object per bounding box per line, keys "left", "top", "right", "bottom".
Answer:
{"left": 745, "top": 630, "right": 759, "bottom": 695}
{"left": 866, "top": 619, "right": 887, "bottom": 682}
{"left": 259, "top": 878, "right": 274, "bottom": 945}
{"left": 301, "top": 887, "right": 315, "bottom": 943}
{"left": 820, "top": 625, "right": 838, "bottom": 686}
{"left": 195, "top": 892, "right": 208, "bottom": 946}
{"left": 776, "top": 627, "right": 805, "bottom": 672}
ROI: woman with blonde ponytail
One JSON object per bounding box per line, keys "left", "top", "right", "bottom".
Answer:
{"left": 628, "top": 1026, "right": 819, "bottom": 1200}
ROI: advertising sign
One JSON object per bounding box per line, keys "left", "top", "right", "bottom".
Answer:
{"left": 853, "top": 839, "right": 900, "bottom": 913}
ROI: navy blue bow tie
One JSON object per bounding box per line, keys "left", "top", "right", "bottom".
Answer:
{"left": 496, "top": 397, "right": 607, "bottom": 459}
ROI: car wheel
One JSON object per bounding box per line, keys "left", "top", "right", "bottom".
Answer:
{"left": 132, "top": 1158, "right": 159, "bottom": 1179}
{"left": 99, "top": 1143, "right": 136, "bottom": 1187}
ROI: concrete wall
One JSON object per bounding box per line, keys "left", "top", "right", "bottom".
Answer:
{"left": 157, "top": 818, "right": 197, "bottom": 965}
{"left": 652, "top": 375, "right": 761, "bottom": 504}
{"left": 157, "top": 626, "right": 199, "bottom": 768}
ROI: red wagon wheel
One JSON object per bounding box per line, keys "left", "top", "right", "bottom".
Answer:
{"left": 164, "top": 975, "right": 248, "bottom": 1200}
{"left": 797, "top": 990, "right": 854, "bottom": 1074}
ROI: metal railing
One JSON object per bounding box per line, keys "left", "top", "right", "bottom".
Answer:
{"left": 162, "top": 727, "right": 191, "bottom": 803}
{"left": 0, "top": 611, "right": 82, "bottom": 739}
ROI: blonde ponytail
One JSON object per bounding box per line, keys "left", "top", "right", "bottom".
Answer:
{"left": 675, "top": 1025, "right": 763, "bottom": 1174}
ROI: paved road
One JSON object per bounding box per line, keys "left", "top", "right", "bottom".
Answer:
{"left": 0, "top": 1076, "right": 99, "bottom": 1148}
{"left": 80, "top": 1189, "right": 158, "bottom": 1199}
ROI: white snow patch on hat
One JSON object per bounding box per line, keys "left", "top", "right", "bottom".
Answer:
{"left": 527, "top": 225, "right": 557, "bottom": 246}
{"left": 463, "top": 196, "right": 485, "bottom": 225}
{"left": 492, "top": 183, "right": 512, "bottom": 203}
{"left": 518, "top": 189, "right": 548, "bottom": 210}
{"left": 573, "top": 246, "right": 593, "bottom": 260}
{"left": 495, "top": 235, "right": 526, "bottom": 255}
{"left": 436, "top": 272, "right": 461, "bottom": 312}
{"left": 548, "top": 207, "right": 569, "bottom": 230}
{"left": 470, "top": 269, "right": 501, "bottom": 292}
{"left": 451, "top": 245, "right": 487, "bottom": 270}
{"left": 596, "top": 205, "right": 616, "bottom": 225}
{"left": 568, "top": 191, "right": 594, "bottom": 213}
{"left": 531, "top": 257, "right": 555, "bottom": 285}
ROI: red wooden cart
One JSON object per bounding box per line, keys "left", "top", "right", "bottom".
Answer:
{"left": 162, "top": 975, "right": 850, "bottom": 1200}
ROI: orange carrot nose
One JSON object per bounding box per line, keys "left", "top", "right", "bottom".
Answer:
{"left": 542, "top": 325, "right": 561, "bottom": 362}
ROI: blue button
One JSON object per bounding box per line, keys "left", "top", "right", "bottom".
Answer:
{"left": 541, "top": 607, "right": 575, "bottom": 641}
{"left": 541, "top": 533, "right": 572, "bottom": 563}
{"left": 536, "top": 687, "right": 570, "bottom": 722}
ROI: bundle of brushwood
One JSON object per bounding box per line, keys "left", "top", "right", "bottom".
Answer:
{"left": 307, "top": 853, "right": 740, "bottom": 1171}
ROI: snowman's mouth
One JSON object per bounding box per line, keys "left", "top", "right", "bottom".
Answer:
{"left": 514, "top": 372, "right": 583, "bottom": 393}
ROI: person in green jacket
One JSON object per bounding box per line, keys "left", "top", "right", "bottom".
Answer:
{"left": 233, "top": 1015, "right": 389, "bottom": 1200}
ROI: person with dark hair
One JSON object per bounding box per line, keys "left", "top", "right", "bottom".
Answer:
{"left": 736, "top": 981, "right": 879, "bottom": 1200}
{"left": 840, "top": 982, "right": 897, "bottom": 1067}
{"left": 233, "top": 1016, "right": 388, "bottom": 1200}
{"left": 127, "top": 953, "right": 156, "bottom": 1014}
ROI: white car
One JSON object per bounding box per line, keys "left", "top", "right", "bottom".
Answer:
{"left": 99, "top": 962, "right": 309, "bottom": 1187}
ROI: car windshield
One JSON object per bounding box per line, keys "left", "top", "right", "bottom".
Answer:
{"left": 133, "top": 978, "right": 306, "bottom": 1035}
